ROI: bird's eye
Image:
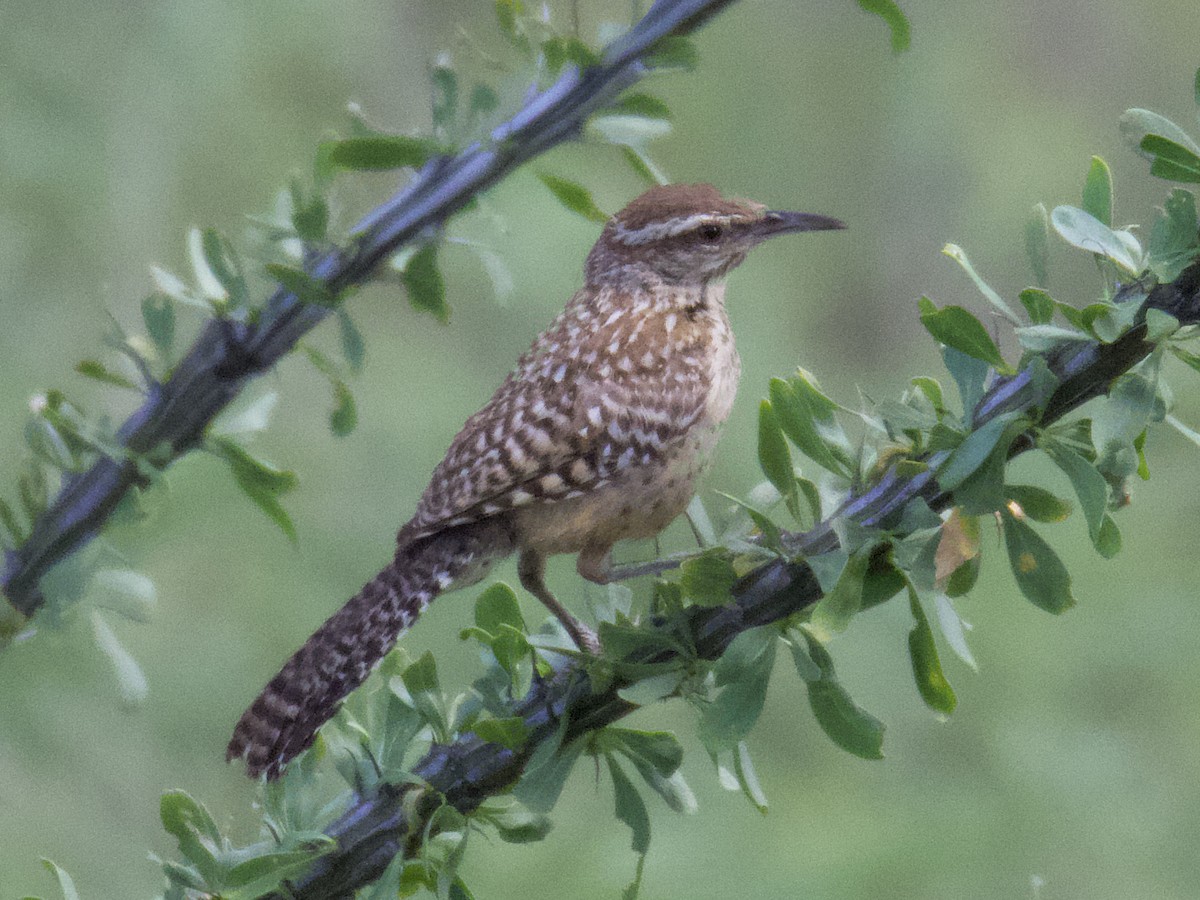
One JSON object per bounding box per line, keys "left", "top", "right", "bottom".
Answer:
{"left": 699, "top": 224, "right": 723, "bottom": 242}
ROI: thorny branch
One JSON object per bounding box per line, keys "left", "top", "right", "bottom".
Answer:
{"left": 0, "top": 0, "right": 739, "bottom": 616}
{"left": 279, "top": 261, "right": 1200, "bottom": 899}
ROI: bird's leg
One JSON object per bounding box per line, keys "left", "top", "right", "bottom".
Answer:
{"left": 518, "top": 549, "right": 601, "bottom": 654}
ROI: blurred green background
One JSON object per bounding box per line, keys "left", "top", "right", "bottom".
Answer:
{"left": 3, "top": 1, "right": 1200, "bottom": 897}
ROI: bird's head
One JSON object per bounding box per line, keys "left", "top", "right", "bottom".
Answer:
{"left": 585, "top": 183, "right": 844, "bottom": 287}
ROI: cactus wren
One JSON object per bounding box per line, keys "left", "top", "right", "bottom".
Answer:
{"left": 228, "top": 183, "right": 843, "bottom": 778}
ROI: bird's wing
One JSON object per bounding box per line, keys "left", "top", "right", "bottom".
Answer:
{"left": 400, "top": 299, "right": 711, "bottom": 543}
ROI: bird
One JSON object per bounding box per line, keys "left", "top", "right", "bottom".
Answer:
{"left": 227, "top": 182, "right": 844, "bottom": 779}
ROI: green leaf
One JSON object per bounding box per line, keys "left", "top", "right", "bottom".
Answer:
{"left": 1141, "top": 134, "right": 1200, "bottom": 183}
{"left": 75, "top": 359, "right": 138, "bottom": 391}
{"left": 679, "top": 552, "right": 739, "bottom": 607}
{"left": 210, "top": 437, "right": 298, "bottom": 542}
{"left": 797, "top": 631, "right": 885, "bottom": 759}
{"left": 303, "top": 346, "right": 357, "bottom": 437}
{"left": 619, "top": 145, "right": 669, "bottom": 187}
{"left": 470, "top": 716, "right": 530, "bottom": 750}
{"left": 1040, "top": 443, "right": 1106, "bottom": 551}
{"left": 714, "top": 491, "right": 782, "bottom": 551}
{"left": 607, "top": 728, "right": 684, "bottom": 779}
{"left": 918, "top": 298, "right": 1012, "bottom": 373}
{"left": 1018, "top": 288, "right": 1055, "bottom": 325}
{"left": 18, "top": 461, "right": 48, "bottom": 525}
{"left": 1091, "top": 373, "right": 1159, "bottom": 480}
{"left": 1005, "top": 484, "right": 1072, "bottom": 523}
{"left": 943, "top": 346, "right": 989, "bottom": 418}
{"left": 645, "top": 35, "right": 699, "bottom": 71}
{"left": 1013, "top": 323, "right": 1091, "bottom": 353}
{"left": 329, "top": 381, "right": 357, "bottom": 436}
{"left": 40, "top": 859, "right": 81, "bottom": 900}
{"left": 160, "top": 790, "right": 224, "bottom": 884}
{"left": 756, "top": 400, "right": 796, "bottom": 508}
{"left": 468, "top": 84, "right": 499, "bottom": 118}
{"left": 1147, "top": 188, "right": 1200, "bottom": 281}
{"left": 92, "top": 568, "right": 157, "bottom": 623}
{"left": 1119, "top": 108, "right": 1200, "bottom": 159}
{"left": 1171, "top": 344, "right": 1200, "bottom": 375}
{"left": 0, "top": 498, "right": 25, "bottom": 545}
{"left": 396, "top": 650, "right": 447, "bottom": 739}
{"left": 611, "top": 93, "right": 672, "bottom": 120}
{"left": 402, "top": 242, "right": 449, "bottom": 323}
{"left": 431, "top": 64, "right": 458, "bottom": 129}
{"left": 200, "top": 227, "right": 248, "bottom": 308}
{"left": 486, "top": 806, "right": 553, "bottom": 844}
{"left": 1002, "top": 510, "right": 1076, "bottom": 614}
{"left": 535, "top": 173, "right": 608, "bottom": 223}
{"left": 1024, "top": 203, "right": 1051, "bottom": 287}
{"left": 215, "top": 391, "right": 278, "bottom": 437}
{"left": 541, "top": 37, "right": 600, "bottom": 76}
{"left": 1145, "top": 309, "right": 1180, "bottom": 342}
{"left": 907, "top": 589, "right": 957, "bottom": 715}
{"left": 911, "top": 376, "right": 945, "bottom": 413}
{"left": 855, "top": 0, "right": 911, "bottom": 51}
{"left": 731, "top": 741, "right": 769, "bottom": 814}
{"left": 617, "top": 671, "right": 684, "bottom": 706}
{"left": 323, "top": 135, "right": 441, "bottom": 171}
{"left": 697, "top": 627, "right": 777, "bottom": 754}
{"left": 941, "top": 243, "right": 1022, "bottom": 325}
{"left": 474, "top": 582, "right": 526, "bottom": 635}
{"left": 606, "top": 728, "right": 693, "bottom": 813}
{"left": 494, "top": 0, "right": 523, "bottom": 42}
{"left": 1051, "top": 206, "right": 1142, "bottom": 273}
{"left": 1081, "top": 156, "right": 1114, "bottom": 226}
{"left": 514, "top": 726, "right": 583, "bottom": 813}
{"left": 289, "top": 181, "right": 330, "bottom": 244}
{"left": 769, "top": 376, "right": 852, "bottom": 477}
{"left": 937, "top": 413, "right": 1017, "bottom": 491}
{"left": 933, "top": 594, "right": 978, "bottom": 670}
{"left": 1096, "top": 514, "right": 1122, "bottom": 559}
{"left": 142, "top": 294, "right": 176, "bottom": 357}
{"left": 607, "top": 756, "right": 651, "bottom": 855}
{"left": 337, "top": 309, "right": 366, "bottom": 373}
{"left": 223, "top": 844, "right": 334, "bottom": 899}
{"left": 808, "top": 549, "right": 871, "bottom": 640}
{"left": 266, "top": 263, "right": 338, "bottom": 308}
{"left": 91, "top": 611, "right": 149, "bottom": 707}
{"left": 588, "top": 114, "right": 672, "bottom": 149}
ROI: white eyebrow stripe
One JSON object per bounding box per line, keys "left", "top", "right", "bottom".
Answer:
{"left": 611, "top": 213, "right": 741, "bottom": 246}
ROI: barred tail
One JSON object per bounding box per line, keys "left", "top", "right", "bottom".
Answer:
{"left": 227, "top": 521, "right": 513, "bottom": 779}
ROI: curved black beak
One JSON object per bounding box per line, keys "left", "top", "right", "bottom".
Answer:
{"left": 756, "top": 210, "right": 846, "bottom": 238}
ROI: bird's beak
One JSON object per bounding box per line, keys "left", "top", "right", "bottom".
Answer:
{"left": 755, "top": 210, "right": 846, "bottom": 238}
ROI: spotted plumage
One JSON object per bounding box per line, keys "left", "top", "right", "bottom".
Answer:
{"left": 228, "top": 183, "right": 844, "bottom": 779}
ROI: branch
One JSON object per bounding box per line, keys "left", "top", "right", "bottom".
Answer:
{"left": 0, "top": 0, "right": 739, "bottom": 617}
{"left": 277, "top": 261, "right": 1200, "bottom": 899}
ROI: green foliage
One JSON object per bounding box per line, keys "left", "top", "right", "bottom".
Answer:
{"left": 535, "top": 172, "right": 609, "bottom": 223}
{"left": 209, "top": 436, "right": 299, "bottom": 542}
{"left": 401, "top": 242, "right": 450, "bottom": 323}
{"left": 918, "top": 298, "right": 1012, "bottom": 373}
{"left": 855, "top": 0, "right": 912, "bottom": 51}
{"left": 1025, "top": 202, "right": 1051, "bottom": 287}
{"left": 791, "top": 630, "right": 886, "bottom": 760}
{"left": 321, "top": 135, "right": 443, "bottom": 173}
{"left": 37, "top": 858, "right": 81, "bottom": 900}
{"left": 156, "top": 789, "right": 334, "bottom": 899}
{"left": 907, "top": 588, "right": 957, "bottom": 715}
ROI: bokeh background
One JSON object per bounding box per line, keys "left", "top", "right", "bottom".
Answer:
{"left": 2, "top": 1, "right": 1199, "bottom": 897}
